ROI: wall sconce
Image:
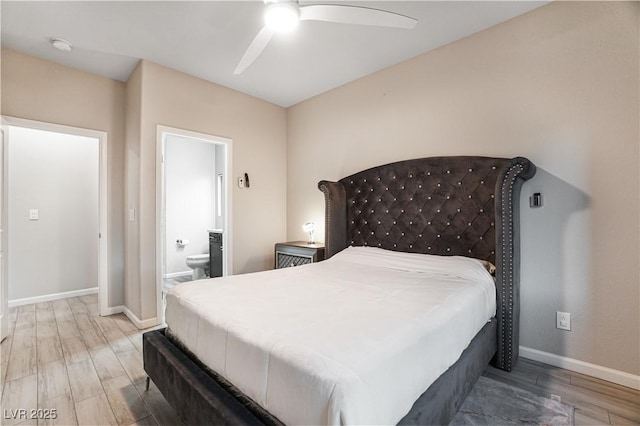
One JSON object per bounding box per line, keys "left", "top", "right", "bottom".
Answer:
{"left": 302, "top": 222, "right": 315, "bottom": 244}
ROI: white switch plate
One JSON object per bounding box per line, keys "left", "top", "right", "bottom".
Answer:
{"left": 238, "top": 177, "right": 245, "bottom": 188}
{"left": 556, "top": 311, "right": 571, "bottom": 331}
{"left": 29, "top": 209, "right": 39, "bottom": 220}
{"left": 129, "top": 208, "right": 136, "bottom": 222}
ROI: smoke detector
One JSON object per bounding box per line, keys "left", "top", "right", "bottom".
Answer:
{"left": 50, "top": 38, "right": 73, "bottom": 52}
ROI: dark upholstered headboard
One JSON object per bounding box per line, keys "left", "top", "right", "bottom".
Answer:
{"left": 318, "top": 156, "right": 535, "bottom": 371}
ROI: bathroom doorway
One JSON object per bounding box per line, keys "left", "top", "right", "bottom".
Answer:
{"left": 156, "top": 125, "right": 232, "bottom": 322}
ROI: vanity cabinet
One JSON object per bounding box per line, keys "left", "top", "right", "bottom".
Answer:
{"left": 209, "top": 231, "right": 223, "bottom": 278}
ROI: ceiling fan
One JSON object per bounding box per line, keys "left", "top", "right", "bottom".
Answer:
{"left": 233, "top": 0, "right": 418, "bottom": 75}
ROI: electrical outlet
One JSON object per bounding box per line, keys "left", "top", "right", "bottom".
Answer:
{"left": 556, "top": 311, "right": 571, "bottom": 331}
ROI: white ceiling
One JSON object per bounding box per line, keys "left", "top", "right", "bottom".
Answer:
{"left": 1, "top": 1, "right": 547, "bottom": 107}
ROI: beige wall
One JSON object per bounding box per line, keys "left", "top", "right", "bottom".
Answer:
{"left": 1, "top": 48, "right": 126, "bottom": 308}
{"left": 124, "top": 62, "right": 142, "bottom": 317}
{"left": 286, "top": 2, "right": 639, "bottom": 375}
{"left": 2, "top": 1, "right": 637, "bottom": 376}
{"left": 1, "top": 51, "right": 288, "bottom": 323}
{"left": 127, "top": 61, "right": 287, "bottom": 320}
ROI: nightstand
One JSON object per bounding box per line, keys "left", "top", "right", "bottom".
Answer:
{"left": 275, "top": 241, "right": 325, "bottom": 269}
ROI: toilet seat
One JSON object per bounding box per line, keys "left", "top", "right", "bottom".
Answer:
{"left": 186, "top": 254, "right": 209, "bottom": 263}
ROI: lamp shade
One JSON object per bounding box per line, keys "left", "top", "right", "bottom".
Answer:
{"left": 303, "top": 222, "right": 315, "bottom": 244}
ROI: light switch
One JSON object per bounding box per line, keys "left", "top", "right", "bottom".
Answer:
{"left": 29, "top": 209, "right": 39, "bottom": 220}
{"left": 129, "top": 208, "right": 136, "bottom": 222}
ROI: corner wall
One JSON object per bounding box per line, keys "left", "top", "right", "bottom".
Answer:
{"left": 127, "top": 61, "right": 287, "bottom": 321}
{"left": 286, "top": 2, "right": 639, "bottom": 375}
{"left": 124, "top": 62, "right": 142, "bottom": 317}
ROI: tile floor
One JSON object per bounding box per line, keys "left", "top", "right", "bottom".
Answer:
{"left": 162, "top": 275, "right": 191, "bottom": 295}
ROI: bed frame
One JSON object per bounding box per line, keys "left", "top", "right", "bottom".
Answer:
{"left": 143, "top": 155, "right": 536, "bottom": 425}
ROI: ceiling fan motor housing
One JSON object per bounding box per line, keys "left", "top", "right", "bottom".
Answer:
{"left": 265, "top": 2, "right": 300, "bottom": 33}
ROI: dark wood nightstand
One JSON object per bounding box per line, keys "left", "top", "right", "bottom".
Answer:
{"left": 274, "top": 241, "right": 325, "bottom": 269}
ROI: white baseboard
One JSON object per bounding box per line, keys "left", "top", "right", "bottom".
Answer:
{"left": 163, "top": 271, "right": 191, "bottom": 279}
{"left": 102, "top": 305, "right": 124, "bottom": 315}
{"left": 8, "top": 287, "right": 98, "bottom": 308}
{"left": 101, "top": 305, "right": 160, "bottom": 330}
{"left": 0, "top": 314, "right": 7, "bottom": 342}
{"left": 123, "top": 306, "right": 160, "bottom": 330}
{"left": 7, "top": 292, "right": 161, "bottom": 333}
{"left": 520, "top": 346, "right": 640, "bottom": 391}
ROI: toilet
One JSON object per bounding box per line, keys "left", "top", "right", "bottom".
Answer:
{"left": 186, "top": 254, "right": 209, "bottom": 280}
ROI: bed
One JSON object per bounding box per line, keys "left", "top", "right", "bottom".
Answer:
{"left": 143, "top": 155, "right": 536, "bottom": 425}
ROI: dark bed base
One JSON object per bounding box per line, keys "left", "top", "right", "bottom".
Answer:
{"left": 143, "top": 318, "right": 497, "bottom": 426}
{"left": 398, "top": 318, "right": 497, "bottom": 425}
{"left": 142, "top": 329, "right": 280, "bottom": 426}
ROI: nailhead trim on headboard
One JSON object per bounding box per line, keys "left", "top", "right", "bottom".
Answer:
{"left": 499, "top": 165, "right": 520, "bottom": 370}
{"left": 494, "top": 161, "right": 533, "bottom": 371}
{"left": 340, "top": 158, "right": 505, "bottom": 264}
{"left": 318, "top": 156, "right": 535, "bottom": 372}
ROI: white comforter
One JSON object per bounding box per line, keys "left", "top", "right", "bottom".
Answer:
{"left": 166, "top": 246, "right": 496, "bottom": 425}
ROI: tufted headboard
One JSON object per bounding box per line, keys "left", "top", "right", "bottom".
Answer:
{"left": 318, "top": 156, "right": 535, "bottom": 371}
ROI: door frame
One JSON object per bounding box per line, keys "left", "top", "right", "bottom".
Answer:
{"left": 1, "top": 116, "right": 109, "bottom": 316}
{"left": 156, "top": 125, "right": 233, "bottom": 323}
{"left": 0, "top": 126, "right": 6, "bottom": 340}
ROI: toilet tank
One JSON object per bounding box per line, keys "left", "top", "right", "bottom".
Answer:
{"left": 209, "top": 231, "right": 223, "bottom": 278}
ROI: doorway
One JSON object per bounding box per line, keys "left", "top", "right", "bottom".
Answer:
{"left": 156, "top": 125, "right": 232, "bottom": 323}
{"left": 0, "top": 117, "right": 108, "bottom": 330}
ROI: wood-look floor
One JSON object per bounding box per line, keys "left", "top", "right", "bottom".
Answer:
{"left": 1, "top": 295, "right": 639, "bottom": 425}
{"left": 0, "top": 295, "right": 180, "bottom": 426}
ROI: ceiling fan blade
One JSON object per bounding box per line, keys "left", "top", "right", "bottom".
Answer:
{"left": 233, "top": 26, "right": 275, "bottom": 75}
{"left": 299, "top": 5, "right": 417, "bottom": 29}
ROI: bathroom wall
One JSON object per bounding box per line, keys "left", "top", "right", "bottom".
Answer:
{"left": 214, "top": 144, "right": 225, "bottom": 231}
{"left": 7, "top": 126, "right": 99, "bottom": 300}
{"left": 164, "top": 135, "right": 216, "bottom": 276}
